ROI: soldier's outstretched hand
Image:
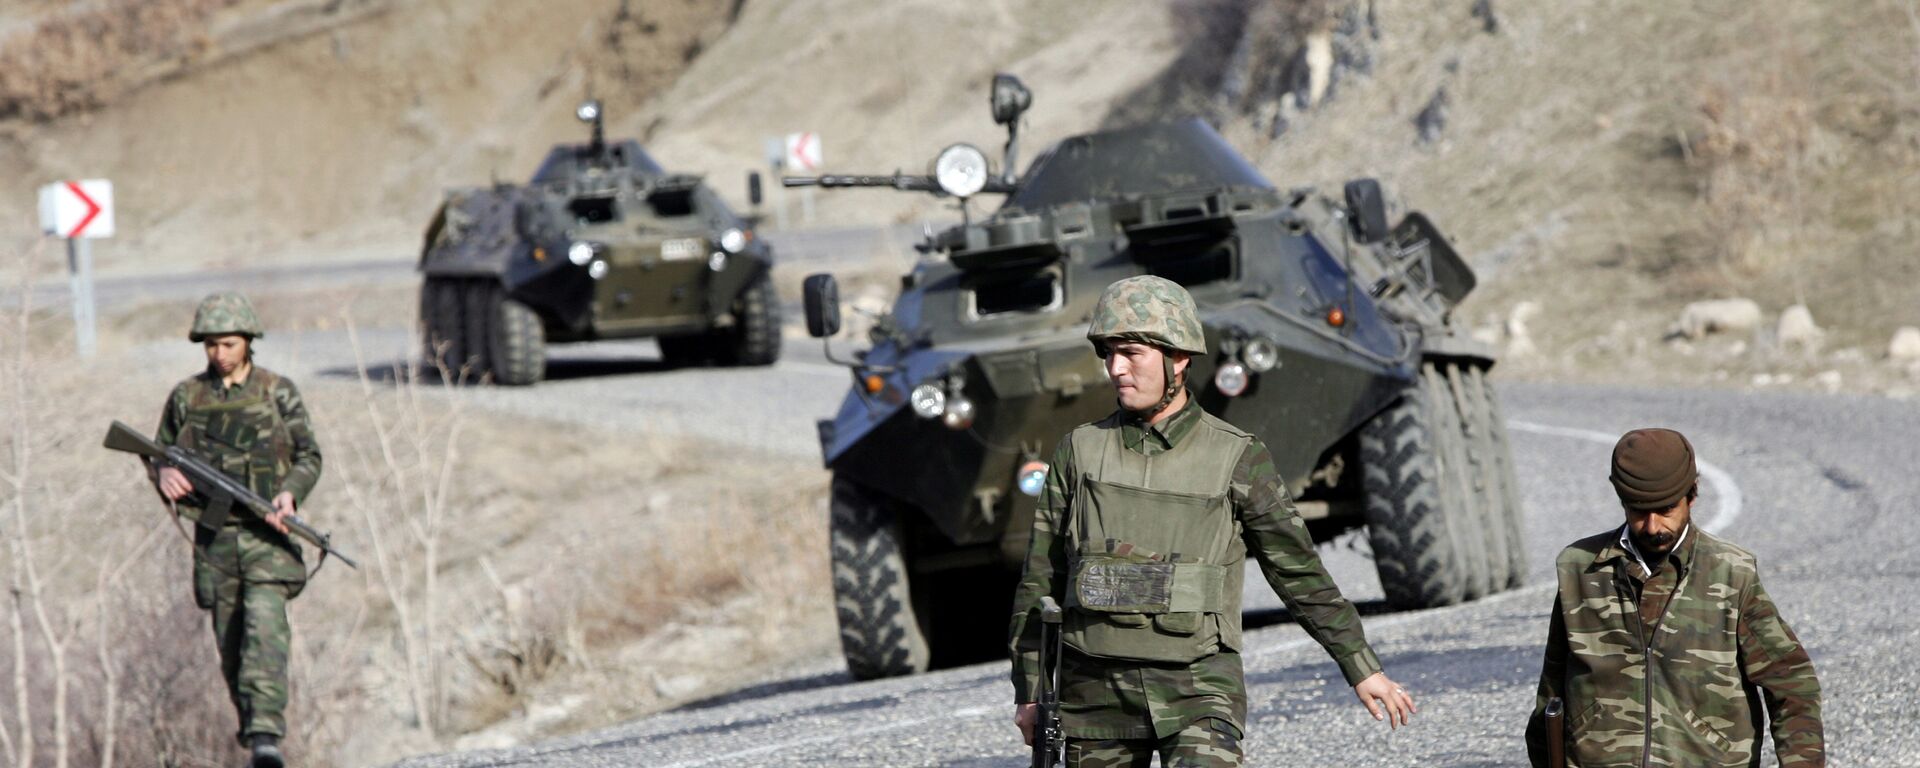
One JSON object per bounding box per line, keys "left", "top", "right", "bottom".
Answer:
{"left": 1353, "top": 672, "right": 1415, "bottom": 729}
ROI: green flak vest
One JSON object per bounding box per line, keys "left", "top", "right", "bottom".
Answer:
{"left": 176, "top": 372, "right": 292, "bottom": 523}
{"left": 1062, "top": 413, "right": 1251, "bottom": 664}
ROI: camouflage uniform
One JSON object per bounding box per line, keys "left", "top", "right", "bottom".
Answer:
{"left": 1526, "top": 526, "right": 1824, "bottom": 767}
{"left": 157, "top": 293, "right": 322, "bottom": 745}
{"left": 1010, "top": 277, "right": 1381, "bottom": 767}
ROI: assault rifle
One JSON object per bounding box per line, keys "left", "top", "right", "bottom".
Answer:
{"left": 1032, "top": 596, "right": 1064, "bottom": 768}
{"left": 1544, "top": 696, "right": 1566, "bottom": 768}
{"left": 103, "top": 420, "right": 358, "bottom": 569}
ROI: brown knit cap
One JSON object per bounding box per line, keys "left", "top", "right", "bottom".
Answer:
{"left": 1610, "top": 428, "right": 1698, "bottom": 510}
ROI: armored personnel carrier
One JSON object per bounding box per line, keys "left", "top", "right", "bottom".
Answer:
{"left": 792, "top": 76, "right": 1524, "bottom": 680}
{"left": 418, "top": 100, "right": 778, "bottom": 385}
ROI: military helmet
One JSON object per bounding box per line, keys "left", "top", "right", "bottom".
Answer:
{"left": 1086, "top": 275, "right": 1207, "bottom": 355}
{"left": 189, "top": 291, "right": 265, "bottom": 341}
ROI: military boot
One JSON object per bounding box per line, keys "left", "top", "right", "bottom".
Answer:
{"left": 248, "top": 733, "right": 285, "bottom": 768}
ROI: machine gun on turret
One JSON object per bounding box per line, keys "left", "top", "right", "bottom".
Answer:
{"left": 782, "top": 74, "right": 1032, "bottom": 203}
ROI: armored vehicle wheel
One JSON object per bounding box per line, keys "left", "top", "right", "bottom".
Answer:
{"left": 1464, "top": 366, "right": 1527, "bottom": 588}
{"left": 489, "top": 293, "right": 546, "bottom": 386}
{"left": 1360, "top": 362, "right": 1480, "bottom": 609}
{"left": 421, "top": 277, "right": 471, "bottom": 377}
{"left": 420, "top": 278, "right": 547, "bottom": 385}
{"left": 1427, "top": 363, "right": 1495, "bottom": 600}
{"left": 830, "top": 477, "right": 930, "bottom": 680}
{"left": 721, "top": 269, "right": 780, "bottom": 366}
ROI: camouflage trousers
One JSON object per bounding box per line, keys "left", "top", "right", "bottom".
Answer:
{"left": 1065, "top": 717, "right": 1243, "bottom": 767}
{"left": 192, "top": 523, "right": 306, "bottom": 743}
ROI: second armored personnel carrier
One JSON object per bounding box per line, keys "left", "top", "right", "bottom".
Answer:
{"left": 794, "top": 76, "right": 1524, "bottom": 679}
{"left": 418, "top": 100, "right": 779, "bottom": 384}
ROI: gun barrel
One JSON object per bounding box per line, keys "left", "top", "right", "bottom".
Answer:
{"left": 782, "top": 174, "right": 940, "bottom": 192}
{"left": 1545, "top": 697, "right": 1566, "bottom": 768}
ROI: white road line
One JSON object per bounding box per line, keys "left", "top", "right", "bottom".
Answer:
{"left": 1506, "top": 420, "right": 1743, "bottom": 532}
{"left": 642, "top": 418, "right": 1749, "bottom": 761}
{"left": 652, "top": 705, "right": 995, "bottom": 768}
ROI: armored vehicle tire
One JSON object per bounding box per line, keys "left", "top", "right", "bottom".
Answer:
{"left": 722, "top": 269, "right": 780, "bottom": 367}
{"left": 830, "top": 477, "right": 930, "bottom": 680}
{"left": 489, "top": 294, "right": 546, "bottom": 386}
{"left": 1465, "top": 366, "right": 1528, "bottom": 588}
{"left": 422, "top": 277, "right": 470, "bottom": 377}
{"left": 1360, "top": 361, "right": 1482, "bottom": 609}
{"left": 419, "top": 278, "right": 547, "bottom": 385}
{"left": 1428, "top": 363, "right": 1495, "bottom": 601}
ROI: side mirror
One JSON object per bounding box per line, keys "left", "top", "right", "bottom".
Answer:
{"left": 1343, "top": 178, "right": 1390, "bottom": 244}
{"left": 747, "top": 171, "right": 763, "bottom": 207}
{"left": 991, "top": 73, "right": 1032, "bottom": 126}
{"left": 803, "top": 273, "right": 842, "bottom": 338}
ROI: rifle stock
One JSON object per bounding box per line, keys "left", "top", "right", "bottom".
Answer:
{"left": 1032, "top": 596, "right": 1064, "bottom": 768}
{"left": 104, "top": 420, "right": 359, "bottom": 569}
{"left": 1545, "top": 696, "right": 1566, "bottom": 768}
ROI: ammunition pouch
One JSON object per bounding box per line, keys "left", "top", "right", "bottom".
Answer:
{"left": 1068, "top": 557, "right": 1229, "bottom": 615}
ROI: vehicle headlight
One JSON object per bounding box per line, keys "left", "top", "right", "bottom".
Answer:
{"left": 719, "top": 228, "right": 748, "bottom": 254}
{"left": 910, "top": 383, "right": 947, "bottom": 419}
{"left": 942, "top": 394, "right": 976, "bottom": 430}
{"left": 1213, "top": 361, "right": 1249, "bottom": 397}
{"left": 588, "top": 260, "right": 610, "bottom": 280}
{"left": 1016, "top": 460, "right": 1049, "bottom": 497}
{"left": 708, "top": 251, "right": 728, "bottom": 272}
{"left": 568, "top": 241, "right": 596, "bottom": 266}
{"left": 933, "top": 143, "right": 989, "bottom": 198}
{"left": 1242, "top": 338, "right": 1279, "bottom": 372}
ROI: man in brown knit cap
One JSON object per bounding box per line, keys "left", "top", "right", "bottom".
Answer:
{"left": 1526, "top": 428, "right": 1824, "bottom": 767}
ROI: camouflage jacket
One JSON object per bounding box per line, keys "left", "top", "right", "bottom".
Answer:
{"left": 1526, "top": 527, "right": 1823, "bottom": 767}
{"left": 156, "top": 365, "right": 323, "bottom": 519}
{"left": 1009, "top": 396, "right": 1381, "bottom": 740}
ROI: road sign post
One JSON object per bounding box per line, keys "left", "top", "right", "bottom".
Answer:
{"left": 38, "top": 180, "right": 113, "bottom": 358}
{"left": 785, "top": 132, "right": 822, "bottom": 226}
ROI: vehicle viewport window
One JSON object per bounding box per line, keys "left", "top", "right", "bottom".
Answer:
{"left": 971, "top": 271, "right": 1061, "bottom": 317}
{"left": 647, "top": 189, "right": 697, "bottom": 217}
{"left": 568, "top": 195, "right": 620, "bottom": 225}
{"left": 1147, "top": 240, "right": 1236, "bottom": 287}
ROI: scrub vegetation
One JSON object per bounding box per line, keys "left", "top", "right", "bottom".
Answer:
{"left": 0, "top": 257, "right": 832, "bottom": 767}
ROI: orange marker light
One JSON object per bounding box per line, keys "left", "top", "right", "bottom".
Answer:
{"left": 532, "top": 247, "right": 548, "bottom": 262}
{"left": 863, "top": 374, "right": 886, "bottom": 394}
{"left": 1327, "top": 306, "right": 1346, "bottom": 327}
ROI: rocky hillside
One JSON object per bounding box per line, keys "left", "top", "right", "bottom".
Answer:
{"left": 4, "top": 0, "right": 1915, "bottom": 384}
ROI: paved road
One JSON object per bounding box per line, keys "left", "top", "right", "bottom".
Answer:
{"left": 382, "top": 383, "right": 1918, "bottom": 767}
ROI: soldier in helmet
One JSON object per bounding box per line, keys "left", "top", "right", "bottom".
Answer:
{"left": 1009, "top": 276, "right": 1414, "bottom": 766}
{"left": 153, "top": 292, "right": 321, "bottom": 768}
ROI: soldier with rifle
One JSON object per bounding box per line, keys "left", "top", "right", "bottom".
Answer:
{"left": 1009, "top": 276, "right": 1415, "bottom": 767}
{"left": 127, "top": 292, "right": 330, "bottom": 768}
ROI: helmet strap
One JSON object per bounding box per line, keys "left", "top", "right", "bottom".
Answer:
{"left": 1126, "top": 351, "right": 1185, "bottom": 422}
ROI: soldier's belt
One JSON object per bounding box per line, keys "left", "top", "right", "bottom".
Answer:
{"left": 1067, "top": 557, "right": 1228, "bottom": 614}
